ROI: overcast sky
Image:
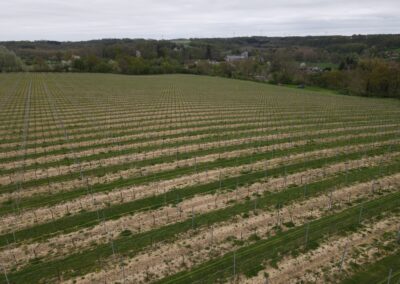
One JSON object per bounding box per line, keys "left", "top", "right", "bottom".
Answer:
{"left": 1, "top": 0, "right": 399, "bottom": 41}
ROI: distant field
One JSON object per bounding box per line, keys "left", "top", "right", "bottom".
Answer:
{"left": 0, "top": 73, "right": 399, "bottom": 284}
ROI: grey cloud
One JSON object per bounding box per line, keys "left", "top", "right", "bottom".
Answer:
{"left": 0, "top": 0, "right": 399, "bottom": 40}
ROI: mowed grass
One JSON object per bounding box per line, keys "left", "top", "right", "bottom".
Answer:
{"left": 0, "top": 73, "right": 399, "bottom": 284}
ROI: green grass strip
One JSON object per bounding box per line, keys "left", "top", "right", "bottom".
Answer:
{"left": 3, "top": 156, "right": 400, "bottom": 282}
{"left": 1, "top": 131, "right": 398, "bottom": 215}
{"left": 2, "top": 118, "right": 394, "bottom": 174}
{"left": 1, "top": 107, "right": 390, "bottom": 150}
{"left": 157, "top": 193, "right": 400, "bottom": 284}
{"left": 1, "top": 114, "right": 396, "bottom": 167}
{"left": 1, "top": 142, "right": 398, "bottom": 247}
{"left": 6, "top": 183, "right": 400, "bottom": 284}
{"left": 0, "top": 109, "right": 345, "bottom": 151}
{"left": 342, "top": 251, "right": 400, "bottom": 284}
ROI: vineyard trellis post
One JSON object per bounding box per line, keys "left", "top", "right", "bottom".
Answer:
{"left": 339, "top": 242, "right": 349, "bottom": 273}
{"left": 1, "top": 264, "right": 10, "bottom": 284}
{"left": 119, "top": 256, "right": 126, "bottom": 284}
{"left": 276, "top": 203, "right": 281, "bottom": 226}
{"left": 305, "top": 222, "right": 310, "bottom": 248}
{"left": 358, "top": 204, "right": 364, "bottom": 224}
{"left": 303, "top": 183, "right": 307, "bottom": 198}
{"left": 233, "top": 251, "right": 236, "bottom": 282}
{"left": 387, "top": 268, "right": 392, "bottom": 284}
{"left": 192, "top": 206, "right": 195, "bottom": 229}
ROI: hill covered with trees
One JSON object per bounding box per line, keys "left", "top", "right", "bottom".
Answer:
{"left": 1, "top": 34, "right": 399, "bottom": 98}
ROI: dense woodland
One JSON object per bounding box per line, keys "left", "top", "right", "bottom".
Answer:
{"left": 1, "top": 34, "right": 400, "bottom": 98}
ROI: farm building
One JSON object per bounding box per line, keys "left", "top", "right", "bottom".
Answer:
{"left": 225, "top": 51, "right": 249, "bottom": 62}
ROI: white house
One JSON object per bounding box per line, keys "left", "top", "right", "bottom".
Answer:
{"left": 225, "top": 51, "right": 249, "bottom": 62}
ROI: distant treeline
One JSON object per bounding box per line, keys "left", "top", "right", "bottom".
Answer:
{"left": 1, "top": 35, "right": 400, "bottom": 98}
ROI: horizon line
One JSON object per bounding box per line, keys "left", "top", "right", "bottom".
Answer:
{"left": 1, "top": 33, "right": 399, "bottom": 43}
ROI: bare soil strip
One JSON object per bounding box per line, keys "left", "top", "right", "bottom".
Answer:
{"left": 1, "top": 107, "right": 385, "bottom": 150}
{"left": 1, "top": 138, "right": 397, "bottom": 235}
{"left": 0, "top": 127, "right": 398, "bottom": 185}
{"left": 0, "top": 122, "right": 397, "bottom": 179}
{"left": 242, "top": 216, "right": 399, "bottom": 284}
{"left": 2, "top": 131, "right": 397, "bottom": 208}
{"left": 65, "top": 173, "right": 400, "bottom": 284}
{"left": 0, "top": 110, "right": 325, "bottom": 152}
{"left": 1, "top": 152, "right": 393, "bottom": 269}
{"left": 1, "top": 111, "right": 396, "bottom": 163}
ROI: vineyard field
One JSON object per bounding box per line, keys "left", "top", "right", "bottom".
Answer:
{"left": 0, "top": 73, "right": 399, "bottom": 284}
